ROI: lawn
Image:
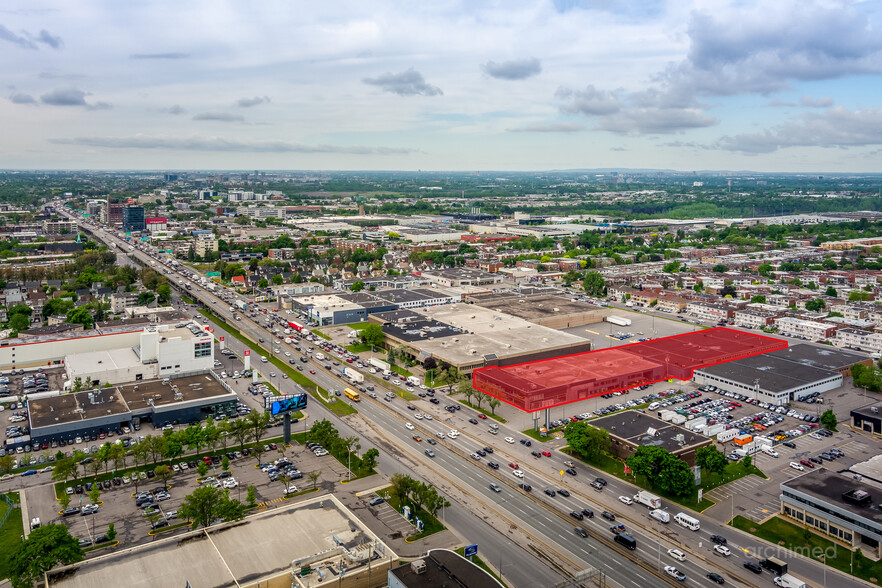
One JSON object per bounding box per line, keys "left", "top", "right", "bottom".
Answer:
{"left": 0, "top": 492, "right": 23, "bottom": 582}
{"left": 454, "top": 546, "right": 508, "bottom": 587}
{"left": 345, "top": 343, "right": 373, "bottom": 353}
{"left": 731, "top": 515, "right": 879, "bottom": 583}
{"left": 566, "top": 450, "right": 716, "bottom": 511}
{"left": 377, "top": 487, "right": 445, "bottom": 540}
{"left": 311, "top": 329, "right": 331, "bottom": 341}
{"left": 703, "top": 460, "right": 767, "bottom": 494}
{"left": 521, "top": 426, "right": 563, "bottom": 442}
{"left": 457, "top": 399, "right": 506, "bottom": 423}
{"left": 391, "top": 365, "right": 412, "bottom": 378}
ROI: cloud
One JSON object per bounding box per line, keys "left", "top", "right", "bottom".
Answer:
{"left": 0, "top": 23, "right": 36, "bottom": 49}
{"left": 40, "top": 88, "right": 112, "bottom": 110}
{"left": 9, "top": 92, "right": 36, "bottom": 104}
{"left": 481, "top": 58, "right": 542, "bottom": 81}
{"left": 716, "top": 106, "right": 882, "bottom": 154}
{"left": 800, "top": 95, "right": 834, "bottom": 108}
{"left": 130, "top": 52, "right": 189, "bottom": 60}
{"left": 160, "top": 105, "right": 186, "bottom": 115}
{"left": 35, "top": 29, "right": 62, "bottom": 49}
{"left": 557, "top": 85, "right": 621, "bottom": 116}
{"left": 508, "top": 122, "right": 584, "bottom": 133}
{"left": 192, "top": 112, "right": 245, "bottom": 122}
{"left": 363, "top": 68, "right": 442, "bottom": 96}
{"left": 610, "top": 147, "right": 628, "bottom": 151}
{"left": 767, "top": 99, "right": 796, "bottom": 108}
{"left": 39, "top": 71, "right": 85, "bottom": 80}
{"left": 235, "top": 96, "right": 270, "bottom": 108}
{"left": 50, "top": 135, "right": 418, "bottom": 155}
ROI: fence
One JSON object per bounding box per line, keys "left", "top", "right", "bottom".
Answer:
{"left": 0, "top": 493, "right": 18, "bottom": 529}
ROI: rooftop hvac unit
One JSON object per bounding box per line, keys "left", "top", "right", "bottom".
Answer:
{"left": 873, "top": 407, "right": 879, "bottom": 414}
{"left": 410, "top": 560, "right": 427, "bottom": 575}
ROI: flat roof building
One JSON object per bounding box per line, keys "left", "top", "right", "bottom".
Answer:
{"left": 467, "top": 292, "right": 609, "bottom": 329}
{"left": 851, "top": 403, "right": 882, "bottom": 435}
{"left": 388, "top": 549, "right": 503, "bottom": 588}
{"left": 588, "top": 411, "right": 712, "bottom": 466}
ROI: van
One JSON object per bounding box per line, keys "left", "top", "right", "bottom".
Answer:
{"left": 614, "top": 533, "right": 636, "bottom": 550}
{"left": 674, "top": 512, "right": 700, "bottom": 531}
{"left": 649, "top": 509, "right": 670, "bottom": 524}
{"left": 489, "top": 423, "right": 499, "bottom": 431}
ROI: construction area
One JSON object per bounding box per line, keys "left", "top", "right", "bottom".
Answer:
{"left": 472, "top": 328, "right": 787, "bottom": 412}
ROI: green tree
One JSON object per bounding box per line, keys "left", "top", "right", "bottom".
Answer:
{"left": 88, "top": 483, "right": 101, "bottom": 505}
{"left": 361, "top": 448, "right": 379, "bottom": 472}
{"left": 749, "top": 295, "right": 766, "bottom": 304}
{"left": 360, "top": 322, "right": 385, "bottom": 348}
{"left": 712, "top": 264, "right": 728, "bottom": 273}
{"left": 51, "top": 457, "right": 79, "bottom": 487}
{"left": 272, "top": 273, "right": 284, "bottom": 285}
{"left": 106, "top": 522, "right": 117, "bottom": 542}
{"left": 65, "top": 306, "right": 94, "bottom": 329}
{"left": 824, "top": 286, "right": 838, "bottom": 297}
{"left": 695, "top": 446, "right": 728, "bottom": 477}
{"left": 488, "top": 397, "right": 501, "bottom": 415}
{"left": 820, "top": 409, "right": 838, "bottom": 432}
{"left": 742, "top": 454, "right": 752, "bottom": 469}
{"left": 805, "top": 298, "right": 826, "bottom": 312}
{"left": 9, "top": 524, "right": 84, "bottom": 588}
{"left": 9, "top": 313, "right": 30, "bottom": 331}
{"left": 157, "top": 283, "right": 172, "bottom": 302}
{"left": 663, "top": 260, "right": 681, "bottom": 273}
{"left": 246, "top": 485, "right": 257, "bottom": 507}
{"left": 197, "top": 461, "right": 209, "bottom": 478}
{"left": 563, "top": 421, "right": 611, "bottom": 461}
{"left": 179, "top": 485, "right": 246, "bottom": 529}
{"left": 258, "top": 278, "right": 269, "bottom": 289}
{"left": 350, "top": 280, "right": 365, "bottom": 292}
{"left": 582, "top": 271, "right": 606, "bottom": 296}
{"left": 848, "top": 290, "right": 872, "bottom": 302}
{"left": 153, "top": 464, "right": 174, "bottom": 490}
{"left": 222, "top": 455, "right": 230, "bottom": 471}
{"left": 0, "top": 454, "right": 15, "bottom": 475}
{"left": 308, "top": 470, "right": 322, "bottom": 489}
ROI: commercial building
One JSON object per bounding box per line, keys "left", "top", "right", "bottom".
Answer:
{"left": 851, "top": 403, "right": 882, "bottom": 435}
{"left": 104, "top": 199, "right": 123, "bottom": 225}
{"left": 393, "top": 227, "right": 467, "bottom": 243}
{"left": 781, "top": 468, "right": 882, "bottom": 557}
{"left": 122, "top": 205, "right": 145, "bottom": 232}
{"left": 46, "top": 495, "right": 396, "bottom": 588}
{"left": 388, "top": 549, "right": 503, "bottom": 588}
{"left": 195, "top": 233, "right": 219, "bottom": 257}
{"left": 467, "top": 292, "right": 608, "bottom": 329}
{"left": 292, "top": 288, "right": 458, "bottom": 325}
{"left": 419, "top": 267, "right": 505, "bottom": 288}
{"left": 144, "top": 217, "right": 168, "bottom": 233}
{"left": 589, "top": 411, "right": 713, "bottom": 467}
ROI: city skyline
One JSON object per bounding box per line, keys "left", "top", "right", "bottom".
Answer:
{"left": 2, "top": 0, "right": 882, "bottom": 172}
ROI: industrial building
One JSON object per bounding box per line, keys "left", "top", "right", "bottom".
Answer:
{"left": 780, "top": 469, "right": 882, "bottom": 558}
{"left": 291, "top": 288, "right": 459, "bottom": 326}
{"left": 586, "top": 411, "right": 712, "bottom": 467}
{"left": 693, "top": 343, "right": 862, "bottom": 405}
{"left": 26, "top": 373, "right": 237, "bottom": 445}
{"left": 388, "top": 549, "right": 503, "bottom": 588}
{"left": 851, "top": 403, "right": 882, "bottom": 435}
{"left": 474, "top": 329, "right": 785, "bottom": 412}
{"left": 466, "top": 292, "right": 609, "bottom": 329}
{"left": 46, "top": 495, "right": 396, "bottom": 588}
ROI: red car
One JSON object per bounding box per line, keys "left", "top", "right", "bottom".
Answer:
{"left": 477, "top": 414, "right": 488, "bottom": 420}
{"left": 202, "top": 456, "right": 212, "bottom": 464}
{"left": 800, "top": 459, "right": 814, "bottom": 468}
{"left": 508, "top": 462, "right": 519, "bottom": 469}
{"left": 542, "top": 450, "right": 552, "bottom": 457}
{"left": 309, "top": 370, "right": 316, "bottom": 374}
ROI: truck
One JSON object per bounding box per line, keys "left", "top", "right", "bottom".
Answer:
{"left": 649, "top": 509, "right": 670, "bottom": 524}
{"left": 633, "top": 490, "right": 662, "bottom": 509}
{"left": 406, "top": 375, "right": 421, "bottom": 387}
{"left": 343, "top": 367, "right": 364, "bottom": 384}
{"left": 370, "top": 358, "right": 390, "bottom": 372}
{"left": 773, "top": 573, "right": 807, "bottom": 588}
{"left": 759, "top": 557, "right": 788, "bottom": 576}
{"left": 235, "top": 300, "right": 247, "bottom": 311}
{"left": 607, "top": 315, "right": 632, "bottom": 327}
{"left": 287, "top": 321, "right": 304, "bottom": 332}
{"left": 704, "top": 423, "right": 726, "bottom": 437}
{"left": 658, "top": 410, "right": 675, "bottom": 422}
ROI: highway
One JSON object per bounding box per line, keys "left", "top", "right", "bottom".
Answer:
{"left": 67, "top": 208, "right": 871, "bottom": 588}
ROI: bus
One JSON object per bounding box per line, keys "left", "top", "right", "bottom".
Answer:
{"left": 344, "top": 388, "right": 361, "bottom": 402}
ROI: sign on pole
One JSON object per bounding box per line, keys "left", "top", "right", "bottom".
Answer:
{"left": 464, "top": 544, "right": 478, "bottom": 558}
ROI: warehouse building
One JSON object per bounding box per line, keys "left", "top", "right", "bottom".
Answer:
{"left": 467, "top": 292, "right": 609, "bottom": 329}
{"left": 781, "top": 468, "right": 882, "bottom": 558}
{"left": 851, "top": 403, "right": 882, "bottom": 435}
{"left": 589, "top": 411, "right": 712, "bottom": 467}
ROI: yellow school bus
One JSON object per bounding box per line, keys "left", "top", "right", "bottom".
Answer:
{"left": 344, "top": 388, "right": 361, "bottom": 402}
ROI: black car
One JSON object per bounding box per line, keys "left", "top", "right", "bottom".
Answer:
{"left": 62, "top": 507, "right": 80, "bottom": 517}
{"left": 151, "top": 519, "right": 169, "bottom": 530}
{"left": 468, "top": 418, "right": 479, "bottom": 425}
{"left": 581, "top": 508, "right": 594, "bottom": 518}
{"left": 601, "top": 511, "right": 615, "bottom": 521}
{"left": 544, "top": 488, "right": 556, "bottom": 497}
{"left": 743, "top": 561, "right": 762, "bottom": 574}
{"left": 102, "top": 480, "right": 111, "bottom": 489}
{"left": 112, "top": 477, "right": 121, "bottom": 486}
{"left": 706, "top": 572, "right": 725, "bottom": 584}
{"left": 519, "top": 483, "right": 532, "bottom": 492}
{"left": 487, "top": 462, "right": 500, "bottom": 470}
{"left": 594, "top": 477, "right": 608, "bottom": 487}
{"left": 476, "top": 449, "right": 487, "bottom": 457}
{"left": 574, "top": 526, "right": 588, "bottom": 538}
{"left": 565, "top": 468, "right": 577, "bottom": 476}
{"left": 483, "top": 447, "right": 494, "bottom": 454}
{"left": 782, "top": 441, "right": 796, "bottom": 448}
{"left": 710, "top": 534, "right": 727, "bottom": 546}
{"left": 146, "top": 470, "right": 155, "bottom": 478}
{"left": 569, "top": 511, "right": 584, "bottom": 521}
{"left": 557, "top": 489, "right": 570, "bottom": 497}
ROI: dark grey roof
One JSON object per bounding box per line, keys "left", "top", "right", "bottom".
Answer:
{"left": 695, "top": 354, "right": 838, "bottom": 393}
{"left": 783, "top": 468, "right": 882, "bottom": 527}
{"left": 591, "top": 410, "right": 711, "bottom": 453}
{"left": 389, "top": 549, "right": 501, "bottom": 588}
{"left": 767, "top": 343, "right": 867, "bottom": 371}
{"left": 383, "top": 319, "right": 461, "bottom": 342}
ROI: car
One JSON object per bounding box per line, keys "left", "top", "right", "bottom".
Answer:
{"left": 743, "top": 561, "right": 762, "bottom": 574}
{"left": 531, "top": 451, "right": 541, "bottom": 458}
{"left": 601, "top": 511, "right": 615, "bottom": 521}
{"left": 541, "top": 450, "right": 552, "bottom": 457}
{"left": 504, "top": 437, "right": 515, "bottom": 444}
{"left": 477, "top": 414, "right": 487, "bottom": 420}
{"left": 81, "top": 504, "right": 99, "bottom": 516}
{"left": 519, "top": 439, "right": 532, "bottom": 446}
{"left": 62, "top": 507, "right": 81, "bottom": 517}
{"left": 565, "top": 468, "right": 577, "bottom": 476}
{"left": 426, "top": 438, "right": 436, "bottom": 445}
{"left": 65, "top": 486, "right": 74, "bottom": 495}
{"left": 664, "top": 566, "right": 686, "bottom": 581}
{"left": 489, "top": 483, "right": 501, "bottom": 493}
{"left": 618, "top": 496, "right": 633, "bottom": 505}
{"left": 487, "top": 462, "right": 500, "bottom": 470}
{"left": 557, "top": 489, "right": 570, "bottom": 497}
{"left": 789, "top": 461, "right": 805, "bottom": 471}
{"left": 425, "top": 449, "right": 436, "bottom": 458}
{"left": 468, "top": 418, "right": 479, "bottom": 425}
{"left": 309, "top": 370, "right": 316, "bottom": 374}
{"left": 594, "top": 477, "right": 607, "bottom": 487}
{"left": 519, "top": 483, "right": 532, "bottom": 492}
{"left": 574, "top": 526, "right": 588, "bottom": 538}
{"left": 706, "top": 572, "right": 725, "bottom": 584}
{"left": 512, "top": 469, "right": 524, "bottom": 478}
{"left": 782, "top": 441, "right": 796, "bottom": 448}
{"left": 544, "top": 488, "right": 556, "bottom": 497}
{"left": 470, "top": 453, "right": 481, "bottom": 460}
{"left": 710, "top": 534, "right": 727, "bottom": 545}
{"left": 405, "top": 422, "right": 415, "bottom": 430}
{"left": 412, "top": 435, "right": 422, "bottom": 442}
{"left": 476, "top": 449, "right": 486, "bottom": 457}
{"left": 668, "top": 548, "right": 686, "bottom": 561}
{"left": 152, "top": 519, "right": 169, "bottom": 530}
{"left": 369, "top": 497, "right": 385, "bottom": 506}
{"left": 570, "top": 510, "right": 584, "bottom": 521}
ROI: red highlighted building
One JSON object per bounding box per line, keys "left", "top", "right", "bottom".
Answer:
{"left": 472, "top": 328, "right": 787, "bottom": 413}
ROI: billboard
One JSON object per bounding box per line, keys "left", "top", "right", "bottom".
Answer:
{"left": 265, "top": 393, "right": 307, "bottom": 415}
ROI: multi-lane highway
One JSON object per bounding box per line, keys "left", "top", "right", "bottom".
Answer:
{"left": 67, "top": 207, "right": 872, "bottom": 588}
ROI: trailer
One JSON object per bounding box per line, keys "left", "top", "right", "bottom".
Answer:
{"left": 287, "top": 321, "right": 304, "bottom": 332}
{"left": 671, "top": 414, "right": 687, "bottom": 425}
{"left": 370, "top": 358, "right": 390, "bottom": 372}
{"left": 633, "top": 490, "right": 662, "bottom": 509}
{"left": 343, "top": 367, "right": 364, "bottom": 384}
{"left": 606, "top": 315, "right": 632, "bottom": 327}
{"left": 717, "top": 428, "right": 738, "bottom": 443}
{"left": 406, "top": 375, "right": 421, "bottom": 387}
{"left": 760, "top": 557, "right": 788, "bottom": 576}
{"left": 658, "top": 410, "right": 675, "bottom": 422}
{"left": 235, "top": 300, "right": 248, "bottom": 311}
{"left": 704, "top": 424, "right": 726, "bottom": 437}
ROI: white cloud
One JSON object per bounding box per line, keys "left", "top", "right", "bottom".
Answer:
{"left": 481, "top": 58, "right": 542, "bottom": 80}
{"left": 508, "top": 122, "right": 584, "bottom": 133}
{"left": 363, "top": 68, "right": 442, "bottom": 97}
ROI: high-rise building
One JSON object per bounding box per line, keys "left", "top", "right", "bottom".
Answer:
{"left": 105, "top": 199, "right": 124, "bottom": 225}
{"left": 122, "top": 205, "right": 145, "bottom": 232}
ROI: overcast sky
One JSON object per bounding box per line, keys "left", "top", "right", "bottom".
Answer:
{"left": 3, "top": 0, "right": 882, "bottom": 172}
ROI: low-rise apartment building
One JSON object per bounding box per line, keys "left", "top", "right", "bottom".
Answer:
{"left": 774, "top": 316, "right": 838, "bottom": 341}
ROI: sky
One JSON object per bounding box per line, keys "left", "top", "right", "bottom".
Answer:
{"left": 2, "top": 0, "right": 882, "bottom": 172}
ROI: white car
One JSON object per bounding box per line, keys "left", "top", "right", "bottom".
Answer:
{"left": 713, "top": 544, "right": 731, "bottom": 556}
{"left": 618, "top": 495, "right": 634, "bottom": 505}
{"left": 414, "top": 413, "right": 423, "bottom": 420}
{"left": 789, "top": 461, "right": 804, "bottom": 471}
{"left": 667, "top": 548, "right": 686, "bottom": 561}
{"left": 512, "top": 469, "right": 524, "bottom": 478}
{"left": 763, "top": 448, "right": 779, "bottom": 458}
{"left": 423, "top": 414, "right": 433, "bottom": 421}
{"left": 223, "top": 478, "right": 238, "bottom": 489}
{"left": 504, "top": 436, "right": 515, "bottom": 444}
{"left": 664, "top": 566, "right": 686, "bottom": 581}
{"left": 470, "top": 453, "right": 481, "bottom": 460}
{"left": 448, "top": 429, "right": 459, "bottom": 438}
{"left": 405, "top": 422, "right": 415, "bottom": 430}
{"left": 809, "top": 433, "right": 823, "bottom": 440}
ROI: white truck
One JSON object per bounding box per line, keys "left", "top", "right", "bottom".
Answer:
{"left": 634, "top": 490, "right": 662, "bottom": 509}
{"left": 774, "top": 574, "right": 808, "bottom": 588}
{"left": 284, "top": 337, "right": 293, "bottom": 344}
{"left": 649, "top": 509, "right": 670, "bottom": 524}
{"left": 607, "top": 315, "right": 632, "bottom": 327}
{"left": 315, "top": 353, "right": 325, "bottom": 361}
{"left": 370, "top": 358, "right": 391, "bottom": 372}
{"left": 235, "top": 300, "right": 247, "bottom": 311}
{"left": 343, "top": 367, "right": 364, "bottom": 384}
{"left": 406, "top": 375, "right": 421, "bottom": 387}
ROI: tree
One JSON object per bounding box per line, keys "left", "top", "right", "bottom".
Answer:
{"left": 308, "top": 470, "right": 322, "bottom": 489}
{"left": 51, "top": 457, "right": 79, "bottom": 487}
{"left": 582, "top": 271, "right": 606, "bottom": 296}
{"left": 258, "top": 278, "right": 269, "bottom": 289}
{"left": 360, "top": 322, "right": 385, "bottom": 348}
{"left": 742, "top": 454, "right": 752, "bottom": 469}
{"left": 805, "top": 298, "right": 826, "bottom": 312}
{"left": 9, "top": 313, "right": 29, "bottom": 332}
{"left": 197, "top": 461, "right": 209, "bottom": 478}
{"left": 154, "top": 464, "right": 174, "bottom": 490}
{"left": 9, "top": 524, "right": 83, "bottom": 588}
{"left": 157, "top": 283, "right": 172, "bottom": 302}
{"left": 695, "top": 446, "right": 728, "bottom": 477}
{"left": 712, "top": 264, "right": 728, "bottom": 273}
{"left": 563, "top": 421, "right": 611, "bottom": 461}
{"left": 849, "top": 290, "right": 872, "bottom": 302}
{"left": 59, "top": 492, "right": 72, "bottom": 511}
{"left": 88, "top": 483, "right": 101, "bottom": 506}
{"left": 246, "top": 411, "right": 272, "bottom": 454}
{"left": 106, "top": 522, "right": 117, "bottom": 542}
{"left": 663, "top": 260, "right": 681, "bottom": 273}
{"left": 488, "top": 397, "right": 501, "bottom": 415}
{"left": 230, "top": 419, "right": 253, "bottom": 452}
{"left": 0, "top": 454, "right": 14, "bottom": 475}
{"left": 179, "top": 485, "right": 246, "bottom": 529}
{"left": 361, "top": 448, "right": 379, "bottom": 472}
{"left": 272, "top": 273, "right": 284, "bottom": 285}
{"left": 473, "top": 390, "right": 487, "bottom": 409}
{"left": 246, "top": 485, "right": 257, "bottom": 507}
{"left": 824, "top": 286, "right": 838, "bottom": 297}
{"left": 350, "top": 281, "right": 365, "bottom": 292}
{"left": 222, "top": 455, "right": 230, "bottom": 471}
{"left": 820, "top": 409, "right": 838, "bottom": 432}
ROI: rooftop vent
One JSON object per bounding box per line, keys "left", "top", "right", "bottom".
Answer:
{"left": 410, "top": 560, "right": 426, "bottom": 575}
